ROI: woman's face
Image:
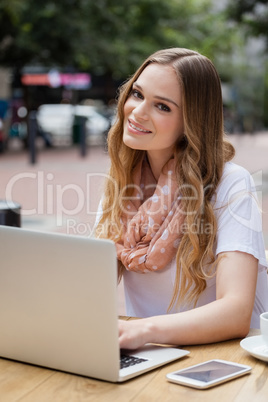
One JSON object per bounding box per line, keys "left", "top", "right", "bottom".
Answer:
{"left": 123, "top": 63, "right": 184, "bottom": 162}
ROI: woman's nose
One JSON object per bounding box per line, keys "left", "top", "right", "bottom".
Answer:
{"left": 132, "top": 101, "right": 149, "bottom": 120}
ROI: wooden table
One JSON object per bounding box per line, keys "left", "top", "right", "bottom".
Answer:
{"left": 0, "top": 323, "right": 267, "bottom": 402}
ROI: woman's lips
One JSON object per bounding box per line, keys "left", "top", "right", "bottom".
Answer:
{"left": 128, "top": 119, "right": 152, "bottom": 134}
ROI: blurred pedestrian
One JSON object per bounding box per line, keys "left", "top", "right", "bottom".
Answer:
{"left": 0, "top": 118, "right": 4, "bottom": 153}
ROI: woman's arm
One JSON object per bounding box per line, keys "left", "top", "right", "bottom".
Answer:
{"left": 118, "top": 251, "right": 258, "bottom": 349}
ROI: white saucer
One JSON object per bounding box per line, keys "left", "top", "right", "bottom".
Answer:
{"left": 240, "top": 335, "right": 268, "bottom": 362}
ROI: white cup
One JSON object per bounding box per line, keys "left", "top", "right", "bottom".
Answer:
{"left": 260, "top": 312, "right": 268, "bottom": 345}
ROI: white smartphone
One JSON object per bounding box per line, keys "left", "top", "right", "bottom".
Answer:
{"left": 166, "top": 359, "right": 251, "bottom": 389}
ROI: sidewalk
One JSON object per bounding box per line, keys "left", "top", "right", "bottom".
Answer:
{"left": 0, "top": 142, "right": 110, "bottom": 235}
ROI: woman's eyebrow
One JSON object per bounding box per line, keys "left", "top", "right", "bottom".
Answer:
{"left": 133, "top": 82, "right": 180, "bottom": 108}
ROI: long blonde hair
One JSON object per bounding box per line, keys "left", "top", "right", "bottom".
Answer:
{"left": 96, "top": 48, "right": 235, "bottom": 309}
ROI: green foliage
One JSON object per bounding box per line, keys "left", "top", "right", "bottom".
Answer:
{"left": 225, "top": 0, "right": 268, "bottom": 129}
{"left": 0, "top": 0, "right": 85, "bottom": 67}
{"left": 69, "top": 0, "right": 239, "bottom": 78}
{"left": 226, "top": 0, "right": 268, "bottom": 45}
{"left": 0, "top": 0, "right": 237, "bottom": 79}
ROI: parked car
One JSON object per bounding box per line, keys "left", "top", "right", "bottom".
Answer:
{"left": 36, "top": 104, "right": 110, "bottom": 146}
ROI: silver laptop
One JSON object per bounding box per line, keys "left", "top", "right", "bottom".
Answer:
{"left": 0, "top": 226, "right": 189, "bottom": 382}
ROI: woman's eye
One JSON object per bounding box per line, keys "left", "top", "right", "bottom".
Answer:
{"left": 131, "top": 89, "right": 143, "bottom": 99}
{"left": 157, "top": 103, "right": 171, "bottom": 112}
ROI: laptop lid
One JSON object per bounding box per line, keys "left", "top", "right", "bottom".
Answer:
{"left": 0, "top": 226, "right": 121, "bottom": 382}
{"left": 0, "top": 226, "right": 189, "bottom": 382}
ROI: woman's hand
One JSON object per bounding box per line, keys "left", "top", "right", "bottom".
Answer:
{"left": 118, "top": 319, "right": 153, "bottom": 350}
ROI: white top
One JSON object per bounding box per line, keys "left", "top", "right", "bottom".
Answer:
{"left": 123, "top": 162, "right": 268, "bottom": 329}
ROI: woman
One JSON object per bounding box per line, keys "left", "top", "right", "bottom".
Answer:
{"left": 95, "top": 48, "right": 268, "bottom": 349}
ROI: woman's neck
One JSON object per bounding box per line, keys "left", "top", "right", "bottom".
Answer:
{"left": 146, "top": 150, "right": 174, "bottom": 181}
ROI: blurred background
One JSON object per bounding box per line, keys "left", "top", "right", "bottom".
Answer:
{"left": 0, "top": 0, "right": 268, "bottom": 146}
{"left": 0, "top": 0, "right": 268, "bottom": 245}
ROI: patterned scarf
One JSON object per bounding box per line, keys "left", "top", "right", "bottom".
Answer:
{"left": 116, "top": 156, "right": 184, "bottom": 273}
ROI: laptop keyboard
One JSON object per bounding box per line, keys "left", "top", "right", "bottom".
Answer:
{"left": 120, "top": 353, "right": 148, "bottom": 369}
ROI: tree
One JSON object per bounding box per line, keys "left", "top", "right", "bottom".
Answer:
{"left": 226, "top": 0, "right": 268, "bottom": 46}
{"left": 0, "top": 0, "right": 85, "bottom": 69}
{"left": 75, "top": 0, "right": 237, "bottom": 80}
{"left": 225, "top": 0, "right": 268, "bottom": 129}
{"left": 1, "top": 0, "right": 237, "bottom": 79}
